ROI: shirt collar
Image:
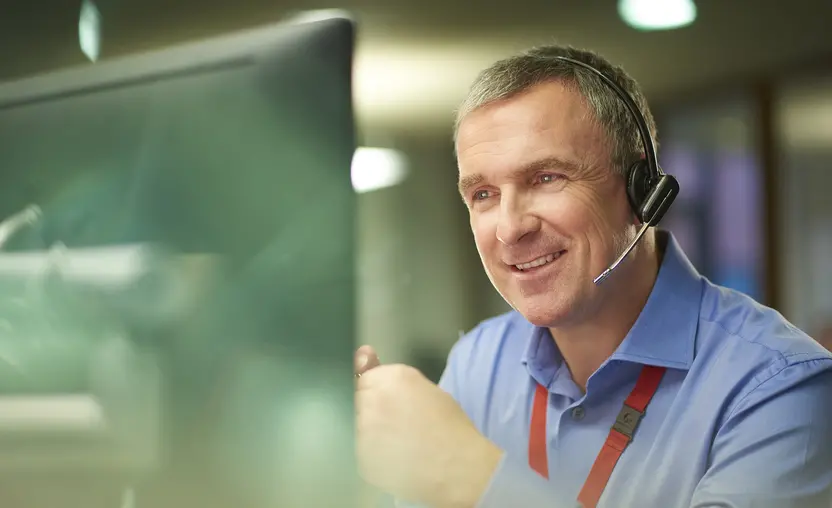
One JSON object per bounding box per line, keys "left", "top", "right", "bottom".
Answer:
{"left": 521, "top": 230, "right": 702, "bottom": 379}
{"left": 521, "top": 326, "right": 562, "bottom": 389}
{"left": 610, "top": 230, "right": 702, "bottom": 370}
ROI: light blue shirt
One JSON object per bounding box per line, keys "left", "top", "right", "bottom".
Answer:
{"left": 438, "top": 231, "right": 832, "bottom": 508}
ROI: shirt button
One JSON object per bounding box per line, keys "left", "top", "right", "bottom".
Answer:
{"left": 571, "top": 406, "right": 586, "bottom": 421}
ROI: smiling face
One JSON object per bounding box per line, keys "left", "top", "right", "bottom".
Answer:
{"left": 456, "top": 80, "right": 636, "bottom": 328}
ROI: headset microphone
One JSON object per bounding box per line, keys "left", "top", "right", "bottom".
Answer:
{"left": 593, "top": 174, "right": 678, "bottom": 284}
{"left": 551, "top": 57, "right": 680, "bottom": 286}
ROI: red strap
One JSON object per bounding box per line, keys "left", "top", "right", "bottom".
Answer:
{"left": 528, "top": 365, "right": 666, "bottom": 508}
{"left": 528, "top": 383, "right": 550, "bottom": 478}
{"left": 624, "top": 365, "right": 666, "bottom": 412}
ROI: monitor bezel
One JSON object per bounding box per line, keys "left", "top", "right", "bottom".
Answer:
{"left": 0, "top": 16, "right": 356, "bottom": 112}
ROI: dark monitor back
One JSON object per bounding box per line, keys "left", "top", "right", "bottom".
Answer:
{"left": 0, "top": 16, "right": 358, "bottom": 508}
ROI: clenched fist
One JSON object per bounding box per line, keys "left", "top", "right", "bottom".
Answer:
{"left": 355, "top": 363, "right": 503, "bottom": 508}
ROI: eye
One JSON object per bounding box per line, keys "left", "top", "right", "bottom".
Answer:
{"left": 535, "top": 173, "right": 561, "bottom": 185}
{"left": 472, "top": 189, "right": 491, "bottom": 201}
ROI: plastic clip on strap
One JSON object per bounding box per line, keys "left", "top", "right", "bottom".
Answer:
{"left": 528, "top": 365, "right": 666, "bottom": 508}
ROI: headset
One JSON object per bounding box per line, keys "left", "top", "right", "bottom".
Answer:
{"left": 552, "top": 56, "right": 680, "bottom": 285}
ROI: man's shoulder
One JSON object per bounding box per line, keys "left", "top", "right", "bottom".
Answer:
{"left": 441, "top": 311, "right": 531, "bottom": 389}
{"left": 695, "top": 280, "right": 831, "bottom": 391}
{"left": 439, "top": 311, "right": 531, "bottom": 418}
{"left": 464, "top": 310, "right": 532, "bottom": 340}
{"left": 450, "top": 310, "right": 532, "bottom": 362}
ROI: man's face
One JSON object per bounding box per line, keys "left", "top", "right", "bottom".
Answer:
{"left": 456, "top": 81, "right": 635, "bottom": 327}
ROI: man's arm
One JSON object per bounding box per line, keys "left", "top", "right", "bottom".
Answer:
{"left": 691, "top": 360, "right": 832, "bottom": 508}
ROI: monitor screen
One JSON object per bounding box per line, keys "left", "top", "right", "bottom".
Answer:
{"left": 0, "top": 15, "right": 357, "bottom": 508}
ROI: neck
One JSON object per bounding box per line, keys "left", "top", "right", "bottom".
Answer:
{"left": 550, "top": 230, "right": 663, "bottom": 392}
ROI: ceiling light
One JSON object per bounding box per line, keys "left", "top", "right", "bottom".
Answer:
{"left": 618, "top": 0, "right": 697, "bottom": 31}
{"left": 350, "top": 147, "right": 408, "bottom": 194}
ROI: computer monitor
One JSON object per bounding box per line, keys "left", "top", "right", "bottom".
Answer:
{"left": 0, "top": 14, "right": 357, "bottom": 508}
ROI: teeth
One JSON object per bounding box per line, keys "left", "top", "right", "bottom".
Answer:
{"left": 516, "top": 252, "right": 561, "bottom": 271}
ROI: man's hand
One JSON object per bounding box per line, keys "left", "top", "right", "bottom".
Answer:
{"left": 355, "top": 345, "right": 381, "bottom": 377}
{"left": 354, "top": 346, "right": 384, "bottom": 508}
{"left": 355, "top": 363, "right": 503, "bottom": 508}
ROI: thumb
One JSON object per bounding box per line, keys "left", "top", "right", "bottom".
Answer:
{"left": 354, "top": 345, "right": 381, "bottom": 376}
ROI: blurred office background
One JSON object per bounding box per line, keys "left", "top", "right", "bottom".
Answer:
{"left": 1, "top": 0, "right": 831, "bottom": 378}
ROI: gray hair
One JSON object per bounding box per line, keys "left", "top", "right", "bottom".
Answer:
{"left": 454, "top": 45, "right": 657, "bottom": 175}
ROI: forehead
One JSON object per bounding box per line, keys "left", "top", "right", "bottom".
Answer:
{"left": 455, "top": 81, "right": 608, "bottom": 173}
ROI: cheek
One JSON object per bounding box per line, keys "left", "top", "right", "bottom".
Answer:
{"left": 537, "top": 189, "right": 608, "bottom": 233}
{"left": 470, "top": 215, "right": 497, "bottom": 261}
{"left": 565, "top": 188, "right": 633, "bottom": 262}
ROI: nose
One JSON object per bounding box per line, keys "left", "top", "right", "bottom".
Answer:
{"left": 496, "top": 191, "right": 541, "bottom": 245}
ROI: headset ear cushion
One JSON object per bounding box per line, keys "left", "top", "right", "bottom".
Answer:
{"left": 626, "top": 160, "right": 652, "bottom": 222}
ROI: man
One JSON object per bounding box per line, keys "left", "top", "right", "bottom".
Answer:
{"left": 354, "top": 45, "right": 832, "bottom": 508}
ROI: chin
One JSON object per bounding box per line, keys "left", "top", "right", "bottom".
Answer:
{"left": 509, "top": 293, "right": 576, "bottom": 328}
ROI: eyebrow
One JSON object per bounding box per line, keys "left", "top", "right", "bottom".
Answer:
{"left": 457, "top": 156, "right": 583, "bottom": 198}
